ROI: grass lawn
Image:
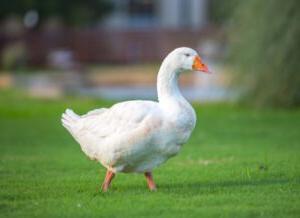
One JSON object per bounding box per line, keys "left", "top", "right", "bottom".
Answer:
{"left": 0, "top": 90, "right": 299, "bottom": 218}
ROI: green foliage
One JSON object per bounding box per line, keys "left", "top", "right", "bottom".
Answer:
{"left": 0, "top": 90, "right": 299, "bottom": 217}
{"left": 209, "top": 0, "right": 238, "bottom": 25}
{"left": 1, "top": 42, "right": 27, "bottom": 70}
{"left": 229, "top": 0, "right": 300, "bottom": 107}
{"left": 0, "top": 0, "right": 113, "bottom": 26}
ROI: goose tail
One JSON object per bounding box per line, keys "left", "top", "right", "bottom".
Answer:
{"left": 61, "top": 109, "right": 81, "bottom": 134}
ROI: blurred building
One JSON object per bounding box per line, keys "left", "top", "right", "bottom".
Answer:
{"left": 102, "top": 0, "right": 208, "bottom": 29}
{"left": 0, "top": 0, "right": 223, "bottom": 67}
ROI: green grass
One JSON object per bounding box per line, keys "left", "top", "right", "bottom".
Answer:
{"left": 0, "top": 90, "right": 299, "bottom": 217}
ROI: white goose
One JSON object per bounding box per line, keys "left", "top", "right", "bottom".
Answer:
{"left": 62, "top": 47, "right": 210, "bottom": 191}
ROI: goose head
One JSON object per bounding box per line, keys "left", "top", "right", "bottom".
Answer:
{"left": 165, "top": 47, "right": 210, "bottom": 74}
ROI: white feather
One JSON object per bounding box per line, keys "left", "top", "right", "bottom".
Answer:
{"left": 61, "top": 47, "right": 198, "bottom": 173}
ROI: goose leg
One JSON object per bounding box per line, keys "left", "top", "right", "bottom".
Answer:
{"left": 101, "top": 170, "right": 115, "bottom": 192}
{"left": 144, "top": 172, "right": 157, "bottom": 191}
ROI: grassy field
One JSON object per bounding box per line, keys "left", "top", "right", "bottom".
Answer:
{"left": 0, "top": 90, "right": 299, "bottom": 218}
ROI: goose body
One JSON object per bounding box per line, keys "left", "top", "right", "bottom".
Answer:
{"left": 62, "top": 47, "right": 210, "bottom": 191}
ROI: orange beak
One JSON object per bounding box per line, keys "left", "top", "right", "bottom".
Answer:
{"left": 192, "top": 56, "right": 211, "bottom": 73}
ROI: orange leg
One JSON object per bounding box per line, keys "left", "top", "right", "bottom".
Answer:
{"left": 101, "top": 170, "right": 115, "bottom": 192}
{"left": 144, "top": 172, "right": 157, "bottom": 191}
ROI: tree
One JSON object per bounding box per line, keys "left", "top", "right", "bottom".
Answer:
{"left": 0, "top": 0, "right": 113, "bottom": 26}
{"left": 229, "top": 0, "right": 300, "bottom": 107}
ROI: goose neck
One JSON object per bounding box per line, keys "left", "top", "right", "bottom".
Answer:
{"left": 157, "top": 61, "right": 185, "bottom": 104}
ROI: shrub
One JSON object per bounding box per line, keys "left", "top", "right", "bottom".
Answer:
{"left": 229, "top": 0, "right": 300, "bottom": 107}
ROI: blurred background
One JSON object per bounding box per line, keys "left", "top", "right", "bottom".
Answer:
{"left": 1, "top": 1, "right": 300, "bottom": 216}
{"left": 0, "top": 0, "right": 299, "bottom": 107}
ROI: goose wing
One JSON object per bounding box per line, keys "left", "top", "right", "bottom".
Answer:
{"left": 76, "top": 100, "right": 162, "bottom": 147}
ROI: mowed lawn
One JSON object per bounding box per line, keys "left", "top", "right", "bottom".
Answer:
{"left": 0, "top": 90, "right": 299, "bottom": 218}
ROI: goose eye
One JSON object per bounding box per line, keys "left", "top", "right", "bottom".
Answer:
{"left": 184, "top": 53, "right": 191, "bottom": 57}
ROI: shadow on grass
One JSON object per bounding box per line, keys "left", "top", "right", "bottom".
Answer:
{"left": 159, "top": 178, "right": 293, "bottom": 194}
{"left": 92, "top": 178, "right": 293, "bottom": 196}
